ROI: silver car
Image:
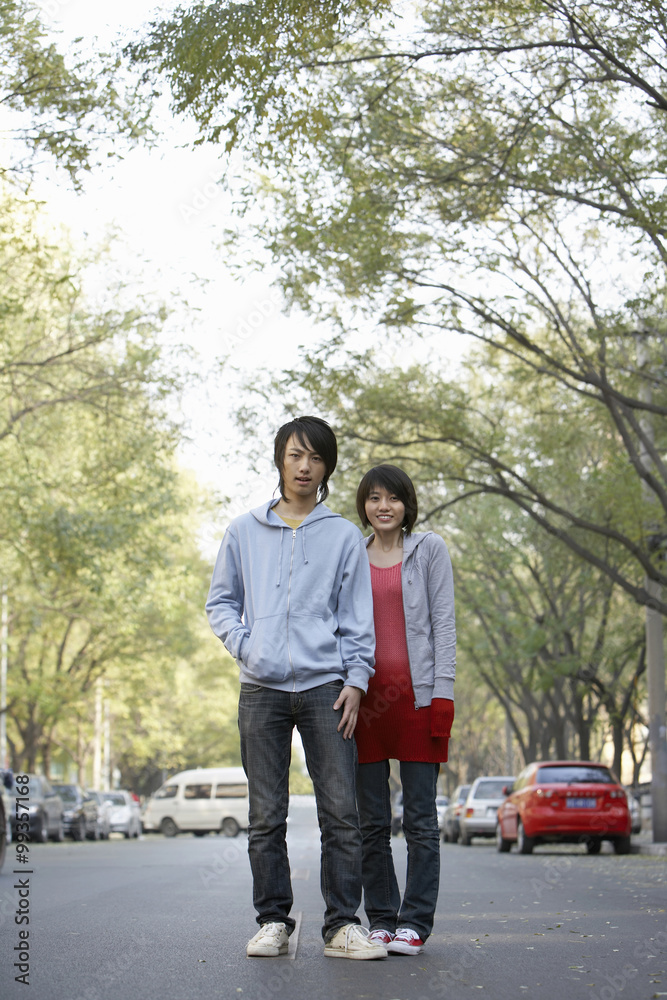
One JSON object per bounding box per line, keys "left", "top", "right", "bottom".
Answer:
{"left": 102, "top": 790, "right": 142, "bottom": 838}
{"left": 459, "top": 776, "right": 515, "bottom": 845}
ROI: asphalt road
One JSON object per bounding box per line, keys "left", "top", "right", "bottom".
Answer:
{"left": 0, "top": 796, "right": 665, "bottom": 1000}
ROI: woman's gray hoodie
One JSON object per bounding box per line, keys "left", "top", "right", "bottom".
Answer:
{"left": 365, "top": 531, "right": 456, "bottom": 707}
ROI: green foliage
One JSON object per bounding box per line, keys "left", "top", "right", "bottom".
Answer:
{"left": 1, "top": 0, "right": 154, "bottom": 184}
{"left": 130, "top": 0, "right": 667, "bottom": 616}
{"left": 0, "top": 189, "right": 240, "bottom": 780}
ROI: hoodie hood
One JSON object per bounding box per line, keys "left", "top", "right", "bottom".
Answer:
{"left": 252, "top": 501, "right": 342, "bottom": 584}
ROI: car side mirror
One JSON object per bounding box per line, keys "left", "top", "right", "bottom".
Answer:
{"left": 502, "top": 785, "right": 513, "bottom": 796}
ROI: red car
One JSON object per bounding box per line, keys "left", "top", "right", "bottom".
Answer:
{"left": 496, "top": 761, "right": 631, "bottom": 855}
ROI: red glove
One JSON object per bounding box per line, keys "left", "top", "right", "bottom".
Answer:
{"left": 431, "top": 698, "right": 455, "bottom": 738}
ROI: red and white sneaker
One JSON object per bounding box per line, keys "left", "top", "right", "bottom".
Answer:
{"left": 368, "top": 929, "right": 395, "bottom": 946}
{"left": 387, "top": 927, "right": 424, "bottom": 955}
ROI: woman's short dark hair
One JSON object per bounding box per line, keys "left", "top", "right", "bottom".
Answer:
{"left": 274, "top": 416, "right": 338, "bottom": 503}
{"left": 356, "top": 465, "right": 418, "bottom": 534}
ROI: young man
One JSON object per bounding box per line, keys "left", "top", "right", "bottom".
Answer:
{"left": 206, "top": 416, "right": 386, "bottom": 960}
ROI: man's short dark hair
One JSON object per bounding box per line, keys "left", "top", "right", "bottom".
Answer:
{"left": 356, "top": 465, "right": 419, "bottom": 534}
{"left": 274, "top": 416, "right": 338, "bottom": 503}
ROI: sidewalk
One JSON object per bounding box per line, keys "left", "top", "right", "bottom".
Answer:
{"left": 631, "top": 829, "right": 667, "bottom": 855}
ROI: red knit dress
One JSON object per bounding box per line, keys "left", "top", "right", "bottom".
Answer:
{"left": 355, "top": 562, "right": 450, "bottom": 763}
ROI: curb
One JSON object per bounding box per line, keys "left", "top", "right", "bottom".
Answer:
{"left": 631, "top": 841, "right": 667, "bottom": 856}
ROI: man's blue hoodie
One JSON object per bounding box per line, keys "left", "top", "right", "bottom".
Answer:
{"left": 206, "top": 500, "right": 375, "bottom": 693}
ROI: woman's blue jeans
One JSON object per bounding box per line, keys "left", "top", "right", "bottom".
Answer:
{"left": 356, "top": 759, "right": 440, "bottom": 941}
{"left": 238, "top": 681, "right": 362, "bottom": 941}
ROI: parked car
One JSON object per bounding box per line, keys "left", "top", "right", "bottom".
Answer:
{"left": 142, "top": 768, "right": 248, "bottom": 838}
{"left": 442, "top": 784, "right": 471, "bottom": 843}
{"left": 459, "top": 776, "right": 515, "bottom": 845}
{"left": 86, "top": 790, "right": 113, "bottom": 839}
{"left": 625, "top": 789, "right": 642, "bottom": 835}
{"left": 52, "top": 784, "right": 100, "bottom": 840}
{"left": 496, "top": 761, "right": 632, "bottom": 855}
{"left": 435, "top": 795, "right": 450, "bottom": 834}
{"left": 102, "top": 790, "right": 142, "bottom": 838}
{"left": 390, "top": 792, "right": 403, "bottom": 836}
{"left": 0, "top": 769, "right": 13, "bottom": 871}
{"left": 9, "top": 774, "right": 64, "bottom": 843}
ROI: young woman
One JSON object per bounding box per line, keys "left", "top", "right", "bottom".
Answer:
{"left": 355, "top": 464, "right": 456, "bottom": 955}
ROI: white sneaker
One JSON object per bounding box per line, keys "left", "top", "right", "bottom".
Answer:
{"left": 246, "top": 922, "right": 289, "bottom": 957}
{"left": 324, "top": 924, "right": 388, "bottom": 960}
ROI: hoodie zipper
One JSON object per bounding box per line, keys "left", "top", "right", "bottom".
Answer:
{"left": 286, "top": 529, "right": 297, "bottom": 690}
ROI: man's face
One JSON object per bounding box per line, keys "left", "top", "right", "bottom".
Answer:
{"left": 281, "top": 433, "right": 326, "bottom": 502}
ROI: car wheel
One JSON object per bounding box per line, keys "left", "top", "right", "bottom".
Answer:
{"left": 442, "top": 829, "right": 450, "bottom": 843}
{"left": 496, "top": 822, "right": 511, "bottom": 853}
{"left": 160, "top": 817, "right": 179, "bottom": 838}
{"left": 50, "top": 820, "right": 65, "bottom": 843}
{"left": 460, "top": 830, "right": 471, "bottom": 846}
{"left": 585, "top": 837, "right": 601, "bottom": 855}
{"left": 34, "top": 814, "right": 48, "bottom": 844}
{"left": 221, "top": 817, "right": 240, "bottom": 838}
{"left": 613, "top": 835, "right": 631, "bottom": 855}
{"left": 450, "top": 827, "right": 459, "bottom": 844}
{"left": 516, "top": 820, "right": 535, "bottom": 855}
{"left": 72, "top": 818, "right": 86, "bottom": 842}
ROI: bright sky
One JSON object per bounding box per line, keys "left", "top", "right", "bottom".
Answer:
{"left": 31, "top": 0, "right": 467, "bottom": 543}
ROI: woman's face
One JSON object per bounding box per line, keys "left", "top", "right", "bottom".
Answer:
{"left": 364, "top": 486, "right": 406, "bottom": 537}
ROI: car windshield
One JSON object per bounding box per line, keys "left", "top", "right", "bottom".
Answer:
{"left": 473, "top": 780, "right": 509, "bottom": 799}
{"left": 54, "top": 785, "right": 78, "bottom": 803}
{"left": 535, "top": 765, "right": 614, "bottom": 785}
{"left": 457, "top": 786, "right": 471, "bottom": 802}
{"left": 103, "top": 794, "right": 126, "bottom": 806}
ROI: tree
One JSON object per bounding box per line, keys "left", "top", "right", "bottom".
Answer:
{"left": 130, "top": 0, "right": 667, "bottom": 612}
{"left": 0, "top": 187, "right": 227, "bottom": 779}
{"left": 1, "top": 0, "right": 152, "bottom": 184}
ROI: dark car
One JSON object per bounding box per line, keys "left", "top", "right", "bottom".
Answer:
{"left": 496, "top": 761, "right": 632, "bottom": 855}
{"left": 52, "top": 783, "right": 100, "bottom": 841}
{"left": 442, "top": 784, "right": 471, "bottom": 843}
{"left": 10, "top": 774, "right": 64, "bottom": 843}
{"left": 391, "top": 792, "right": 403, "bottom": 836}
{"left": 86, "top": 791, "right": 113, "bottom": 839}
{"left": 0, "top": 769, "right": 13, "bottom": 871}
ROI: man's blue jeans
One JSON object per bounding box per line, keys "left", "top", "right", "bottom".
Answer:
{"left": 356, "top": 759, "right": 440, "bottom": 941}
{"left": 238, "top": 681, "right": 362, "bottom": 941}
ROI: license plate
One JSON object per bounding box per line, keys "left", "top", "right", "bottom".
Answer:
{"left": 566, "top": 798, "right": 596, "bottom": 808}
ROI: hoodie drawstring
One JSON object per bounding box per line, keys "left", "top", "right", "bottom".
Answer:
{"left": 276, "top": 531, "right": 283, "bottom": 586}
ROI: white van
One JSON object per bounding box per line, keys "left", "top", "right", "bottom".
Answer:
{"left": 142, "top": 767, "right": 248, "bottom": 838}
